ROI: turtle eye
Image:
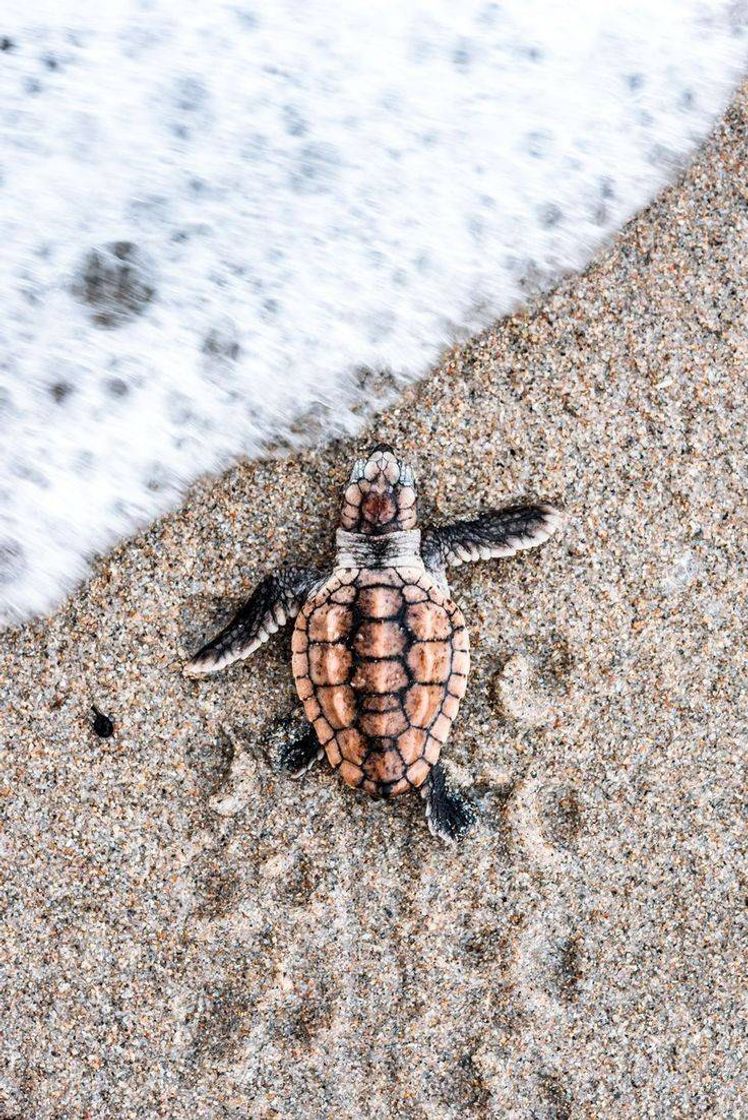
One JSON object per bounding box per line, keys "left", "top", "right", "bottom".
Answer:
{"left": 399, "top": 464, "right": 415, "bottom": 487}
{"left": 350, "top": 459, "right": 366, "bottom": 481}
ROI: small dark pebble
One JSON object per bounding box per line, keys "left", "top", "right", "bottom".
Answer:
{"left": 0, "top": 38, "right": 14, "bottom": 53}
{"left": 91, "top": 705, "right": 114, "bottom": 738}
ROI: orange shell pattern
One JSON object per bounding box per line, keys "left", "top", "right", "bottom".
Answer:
{"left": 291, "top": 566, "right": 470, "bottom": 798}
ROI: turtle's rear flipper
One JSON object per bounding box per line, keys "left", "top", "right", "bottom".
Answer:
{"left": 279, "top": 727, "right": 323, "bottom": 778}
{"left": 421, "top": 762, "right": 475, "bottom": 842}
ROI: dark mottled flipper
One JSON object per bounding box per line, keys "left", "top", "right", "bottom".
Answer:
{"left": 185, "top": 566, "right": 322, "bottom": 676}
{"left": 421, "top": 762, "right": 475, "bottom": 843}
{"left": 422, "top": 504, "right": 562, "bottom": 572}
{"left": 279, "top": 727, "right": 323, "bottom": 777}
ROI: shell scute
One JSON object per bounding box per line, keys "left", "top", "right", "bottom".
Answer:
{"left": 291, "top": 650, "right": 309, "bottom": 681}
{"left": 308, "top": 645, "right": 352, "bottom": 685}
{"left": 406, "top": 601, "right": 452, "bottom": 641}
{"left": 424, "top": 736, "right": 441, "bottom": 764}
{"left": 442, "top": 694, "right": 461, "bottom": 720}
{"left": 313, "top": 716, "right": 334, "bottom": 745}
{"left": 406, "top": 758, "right": 430, "bottom": 786}
{"left": 327, "top": 739, "right": 343, "bottom": 767}
{"left": 353, "top": 620, "right": 407, "bottom": 658}
{"left": 352, "top": 659, "right": 409, "bottom": 693}
{"left": 407, "top": 640, "right": 452, "bottom": 684}
{"left": 430, "top": 713, "right": 452, "bottom": 743}
{"left": 356, "top": 569, "right": 404, "bottom": 587}
{"left": 405, "top": 684, "right": 446, "bottom": 727}
{"left": 308, "top": 601, "right": 354, "bottom": 642}
{"left": 362, "top": 693, "right": 401, "bottom": 712}
{"left": 338, "top": 727, "right": 367, "bottom": 765}
{"left": 402, "top": 584, "right": 429, "bottom": 603}
{"left": 449, "top": 672, "right": 468, "bottom": 700}
{"left": 360, "top": 708, "right": 409, "bottom": 738}
{"left": 295, "top": 675, "right": 314, "bottom": 701}
{"left": 330, "top": 585, "right": 358, "bottom": 605}
{"left": 339, "top": 760, "right": 364, "bottom": 786}
{"left": 356, "top": 586, "right": 403, "bottom": 618}
{"left": 453, "top": 626, "right": 470, "bottom": 652}
{"left": 317, "top": 684, "right": 356, "bottom": 730}
{"left": 363, "top": 748, "right": 404, "bottom": 785}
{"left": 398, "top": 726, "right": 428, "bottom": 758}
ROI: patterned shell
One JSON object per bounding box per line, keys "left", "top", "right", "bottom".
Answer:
{"left": 291, "top": 566, "right": 470, "bottom": 798}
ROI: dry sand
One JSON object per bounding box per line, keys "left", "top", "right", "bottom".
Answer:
{"left": 1, "top": 86, "right": 747, "bottom": 1120}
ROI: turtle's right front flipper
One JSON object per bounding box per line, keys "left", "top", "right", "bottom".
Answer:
{"left": 185, "top": 566, "right": 321, "bottom": 676}
{"left": 422, "top": 504, "right": 562, "bottom": 571}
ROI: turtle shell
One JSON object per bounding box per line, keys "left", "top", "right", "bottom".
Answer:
{"left": 291, "top": 566, "right": 470, "bottom": 798}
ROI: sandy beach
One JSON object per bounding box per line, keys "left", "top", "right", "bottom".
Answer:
{"left": 1, "top": 83, "right": 747, "bottom": 1120}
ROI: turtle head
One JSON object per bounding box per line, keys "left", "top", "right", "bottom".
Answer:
{"left": 340, "top": 444, "right": 417, "bottom": 534}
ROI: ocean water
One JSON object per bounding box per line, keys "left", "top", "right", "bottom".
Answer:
{"left": 0, "top": 0, "right": 745, "bottom": 626}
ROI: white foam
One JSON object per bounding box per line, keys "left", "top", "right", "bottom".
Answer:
{"left": 0, "top": 1, "right": 745, "bottom": 625}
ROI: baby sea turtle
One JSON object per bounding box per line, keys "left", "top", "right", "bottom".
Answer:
{"left": 185, "top": 445, "right": 561, "bottom": 841}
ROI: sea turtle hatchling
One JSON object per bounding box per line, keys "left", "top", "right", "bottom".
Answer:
{"left": 185, "top": 445, "right": 562, "bottom": 841}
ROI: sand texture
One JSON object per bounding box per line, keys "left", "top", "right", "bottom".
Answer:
{"left": 1, "top": 88, "right": 747, "bottom": 1120}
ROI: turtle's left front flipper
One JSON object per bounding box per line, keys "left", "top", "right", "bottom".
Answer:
{"left": 185, "top": 566, "right": 321, "bottom": 676}
{"left": 422, "top": 503, "right": 562, "bottom": 571}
